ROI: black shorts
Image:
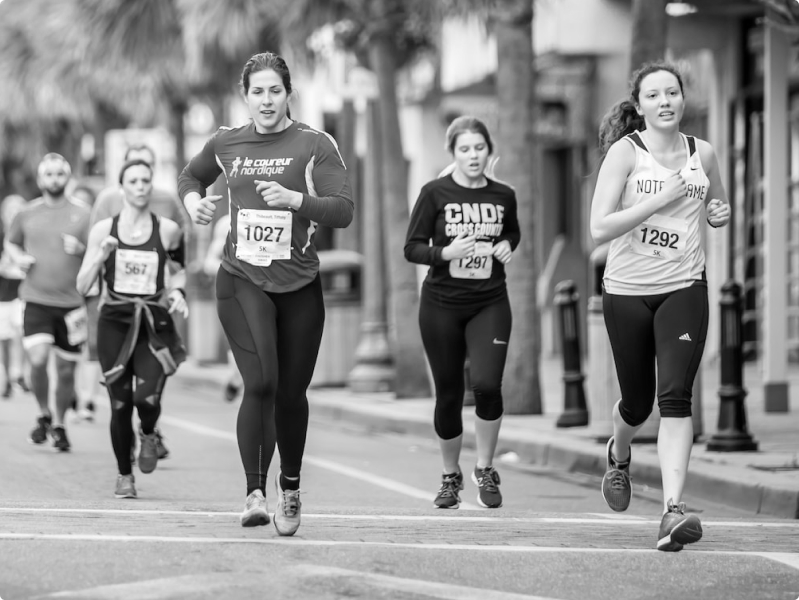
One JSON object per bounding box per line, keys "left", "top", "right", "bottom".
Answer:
{"left": 23, "top": 302, "right": 86, "bottom": 359}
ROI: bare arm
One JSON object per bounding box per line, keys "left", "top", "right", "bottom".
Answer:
{"left": 590, "top": 140, "right": 688, "bottom": 245}
{"left": 697, "top": 139, "right": 731, "bottom": 228}
{"left": 76, "top": 220, "right": 115, "bottom": 296}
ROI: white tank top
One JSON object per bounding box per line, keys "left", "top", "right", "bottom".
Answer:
{"left": 603, "top": 131, "right": 710, "bottom": 295}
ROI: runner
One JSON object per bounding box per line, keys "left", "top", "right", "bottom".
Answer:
{"left": 77, "top": 158, "right": 187, "bottom": 499}
{"left": 179, "top": 51, "right": 353, "bottom": 535}
{"left": 589, "top": 61, "right": 730, "bottom": 551}
{"left": 5, "top": 154, "right": 91, "bottom": 452}
{"left": 404, "top": 116, "right": 520, "bottom": 509}
{"left": 88, "top": 144, "right": 189, "bottom": 455}
{"left": 0, "top": 195, "right": 29, "bottom": 399}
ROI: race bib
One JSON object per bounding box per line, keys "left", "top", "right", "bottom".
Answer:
{"left": 631, "top": 214, "right": 689, "bottom": 262}
{"left": 235, "top": 209, "right": 292, "bottom": 266}
{"left": 114, "top": 249, "right": 159, "bottom": 295}
{"left": 64, "top": 306, "right": 87, "bottom": 346}
{"left": 449, "top": 241, "right": 494, "bottom": 280}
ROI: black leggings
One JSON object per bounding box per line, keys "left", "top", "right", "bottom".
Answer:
{"left": 216, "top": 268, "right": 325, "bottom": 494}
{"left": 419, "top": 291, "right": 512, "bottom": 440}
{"left": 97, "top": 317, "right": 166, "bottom": 476}
{"left": 603, "top": 281, "right": 708, "bottom": 426}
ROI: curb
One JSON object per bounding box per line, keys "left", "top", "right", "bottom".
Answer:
{"left": 306, "top": 391, "right": 799, "bottom": 520}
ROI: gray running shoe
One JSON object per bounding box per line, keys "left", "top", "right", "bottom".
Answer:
{"left": 657, "top": 499, "right": 703, "bottom": 552}
{"left": 115, "top": 474, "right": 137, "bottom": 499}
{"left": 51, "top": 425, "right": 71, "bottom": 452}
{"left": 472, "top": 466, "right": 503, "bottom": 508}
{"left": 601, "top": 437, "right": 632, "bottom": 512}
{"left": 240, "top": 489, "right": 269, "bottom": 527}
{"left": 138, "top": 429, "right": 159, "bottom": 474}
{"left": 274, "top": 474, "right": 302, "bottom": 536}
{"left": 433, "top": 470, "right": 464, "bottom": 509}
{"left": 29, "top": 415, "right": 52, "bottom": 444}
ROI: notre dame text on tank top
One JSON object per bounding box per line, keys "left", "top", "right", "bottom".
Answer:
{"left": 405, "top": 175, "right": 521, "bottom": 307}
{"left": 178, "top": 121, "right": 353, "bottom": 293}
{"left": 103, "top": 214, "right": 167, "bottom": 297}
{"left": 603, "top": 131, "right": 710, "bottom": 295}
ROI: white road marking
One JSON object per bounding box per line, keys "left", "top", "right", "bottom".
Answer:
{"left": 3, "top": 531, "right": 799, "bottom": 572}
{"left": 160, "top": 415, "right": 484, "bottom": 510}
{"left": 1, "top": 507, "right": 798, "bottom": 527}
{"left": 31, "top": 566, "right": 560, "bottom": 600}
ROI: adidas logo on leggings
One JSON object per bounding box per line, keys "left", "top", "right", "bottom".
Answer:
{"left": 679, "top": 333, "right": 692, "bottom": 342}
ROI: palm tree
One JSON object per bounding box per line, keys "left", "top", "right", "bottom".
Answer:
{"left": 491, "top": 0, "right": 541, "bottom": 414}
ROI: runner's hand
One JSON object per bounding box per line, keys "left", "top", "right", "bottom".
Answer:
{"left": 168, "top": 289, "right": 189, "bottom": 318}
{"left": 254, "top": 180, "right": 302, "bottom": 209}
{"left": 493, "top": 240, "right": 512, "bottom": 264}
{"left": 441, "top": 232, "right": 477, "bottom": 261}
{"left": 99, "top": 236, "right": 119, "bottom": 260}
{"left": 186, "top": 194, "right": 222, "bottom": 226}
{"left": 706, "top": 198, "right": 730, "bottom": 228}
{"left": 661, "top": 172, "right": 687, "bottom": 205}
{"left": 16, "top": 254, "right": 35, "bottom": 273}
{"left": 62, "top": 234, "right": 86, "bottom": 256}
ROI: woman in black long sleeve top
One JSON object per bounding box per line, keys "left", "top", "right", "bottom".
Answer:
{"left": 404, "top": 116, "right": 520, "bottom": 510}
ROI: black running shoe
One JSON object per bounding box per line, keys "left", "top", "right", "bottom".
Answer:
{"left": 29, "top": 415, "right": 52, "bottom": 444}
{"left": 1, "top": 382, "right": 11, "bottom": 399}
{"left": 224, "top": 382, "right": 240, "bottom": 402}
{"left": 433, "top": 470, "right": 464, "bottom": 509}
{"left": 51, "top": 425, "right": 71, "bottom": 452}
{"left": 657, "top": 500, "right": 703, "bottom": 552}
{"left": 154, "top": 428, "right": 169, "bottom": 459}
{"left": 472, "top": 466, "right": 502, "bottom": 508}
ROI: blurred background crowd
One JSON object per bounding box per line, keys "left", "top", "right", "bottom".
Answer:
{"left": 0, "top": 0, "right": 797, "bottom": 413}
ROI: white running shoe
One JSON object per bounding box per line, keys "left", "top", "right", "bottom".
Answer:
{"left": 240, "top": 489, "right": 269, "bottom": 527}
{"left": 273, "top": 473, "right": 301, "bottom": 537}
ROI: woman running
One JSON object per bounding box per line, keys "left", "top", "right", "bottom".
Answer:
{"left": 77, "top": 159, "right": 188, "bottom": 499}
{"left": 404, "top": 115, "right": 520, "bottom": 510}
{"left": 179, "top": 51, "right": 353, "bottom": 535}
{"left": 590, "top": 61, "right": 730, "bottom": 551}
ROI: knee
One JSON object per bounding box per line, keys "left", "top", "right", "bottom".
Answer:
{"left": 658, "top": 397, "right": 692, "bottom": 418}
{"left": 618, "top": 399, "right": 653, "bottom": 427}
{"left": 473, "top": 386, "right": 503, "bottom": 421}
{"left": 434, "top": 397, "right": 463, "bottom": 440}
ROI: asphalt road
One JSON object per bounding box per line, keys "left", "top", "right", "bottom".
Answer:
{"left": 0, "top": 372, "right": 797, "bottom": 600}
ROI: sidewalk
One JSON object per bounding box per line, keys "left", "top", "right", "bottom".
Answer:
{"left": 173, "top": 355, "right": 799, "bottom": 519}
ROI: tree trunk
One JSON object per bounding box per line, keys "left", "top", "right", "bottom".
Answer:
{"left": 368, "top": 26, "right": 430, "bottom": 399}
{"left": 630, "top": 0, "right": 669, "bottom": 72}
{"left": 493, "top": 0, "right": 542, "bottom": 414}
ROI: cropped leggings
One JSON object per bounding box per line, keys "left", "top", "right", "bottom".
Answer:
{"left": 97, "top": 317, "right": 166, "bottom": 476}
{"left": 216, "top": 268, "right": 325, "bottom": 493}
{"left": 419, "top": 291, "right": 512, "bottom": 440}
{"left": 603, "top": 281, "right": 708, "bottom": 426}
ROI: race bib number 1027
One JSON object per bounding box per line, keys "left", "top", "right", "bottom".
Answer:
{"left": 235, "top": 209, "right": 292, "bottom": 267}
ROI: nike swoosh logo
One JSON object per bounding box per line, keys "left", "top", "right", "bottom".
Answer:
{"left": 492, "top": 338, "right": 507, "bottom": 345}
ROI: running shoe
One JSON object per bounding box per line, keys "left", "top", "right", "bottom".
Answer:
{"left": 601, "top": 437, "right": 632, "bottom": 512}
{"left": 471, "top": 466, "right": 503, "bottom": 508}
{"left": 114, "top": 474, "right": 137, "bottom": 499}
{"left": 138, "top": 429, "right": 159, "bottom": 474}
{"left": 273, "top": 473, "right": 301, "bottom": 536}
{"left": 51, "top": 426, "right": 71, "bottom": 452}
{"left": 657, "top": 499, "right": 703, "bottom": 552}
{"left": 433, "top": 470, "right": 464, "bottom": 509}
{"left": 2, "top": 381, "right": 12, "bottom": 399}
{"left": 17, "top": 377, "right": 29, "bottom": 393}
{"left": 79, "top": 401, "right": 95, "bottom": 422}
{"left": 29, "top": 415, "right": 52, "bottom": 444}
{"left": 224, "top": 382, "right": 240, "bottom": 402}
{"left": 240, "top": 489, "right": 269, "bottom": 527}
{"left": 154, "top": 428, "right": 169, "bottom": 460}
